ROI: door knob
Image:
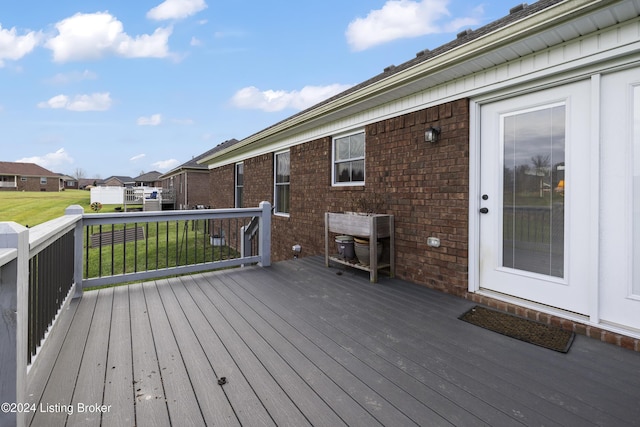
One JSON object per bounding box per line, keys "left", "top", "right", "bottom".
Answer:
{"left": 479, "top": 207, "right": 489, "bottom": 214}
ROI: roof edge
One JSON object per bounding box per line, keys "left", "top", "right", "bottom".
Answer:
{"left": 200, "top": 0, "right": 607, "bottom": 165}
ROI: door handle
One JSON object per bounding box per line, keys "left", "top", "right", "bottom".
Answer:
{"left": 479, "top": 207, "right": 489, "bottom": 214}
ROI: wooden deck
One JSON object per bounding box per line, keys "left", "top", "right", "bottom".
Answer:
{"left": 26, "top": 256, "right": 640, "bottom": 427}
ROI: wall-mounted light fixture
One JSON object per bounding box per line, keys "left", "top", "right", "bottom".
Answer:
{"left": 425, "top": 126, "right": 441, "bottom": 143}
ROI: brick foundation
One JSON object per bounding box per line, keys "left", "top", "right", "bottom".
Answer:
{"left": 466, "top": 293, "right": 640, "bottom": 352}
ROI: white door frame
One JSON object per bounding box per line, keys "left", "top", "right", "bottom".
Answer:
{"left": 468, "top": 76, "right": 601, "bottom": 323}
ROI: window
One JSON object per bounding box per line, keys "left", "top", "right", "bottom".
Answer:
{"left": 274, "top": 151, "right": 290, "bottom": 215}
{"left": 333, "top": 131, "right": 365, "bottom": 185}
{"left": 40, "top": 177, "right": 47, "bottom": 185}
{"left": 235, "top": 162, "right": 244, "bottom": 208}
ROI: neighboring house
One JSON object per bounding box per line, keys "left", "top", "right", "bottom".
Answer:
{"left": 161, "top": 139, "right": 238, "bottom": 209}
{"left": 58, "top": 174, "right": 78, "bottom": 190}
{"left": 0, "top": 161, "right": 61, "bottom": 192}
{"left": 201, "top": 0, "right": 640, "bottom": 346}
{"left": 102, "top": 176, "right": 135, "bottom": 187}
{"left": 134, "top": 171, "right": 163, "bottom": 187}
{"left": 78, "top": 178, "right": 104, "bottom": 189}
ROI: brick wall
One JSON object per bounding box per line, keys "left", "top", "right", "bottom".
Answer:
{"left": 365, "top": 99, "right": 470, "bottom": 296}
{"left": 186, "top": 170, "right": 210, "bottom": 208}
{"left": 209, "top": 164, "right": 235, "bottom": 208}
{"left": 268, "top": 99, "right": 470, "bottom": 295}
{"left": 16, "top": 176, "right": 59, "bottom": 192}
{"left": 244, "top": 154, "right": 274, "bottom": 207}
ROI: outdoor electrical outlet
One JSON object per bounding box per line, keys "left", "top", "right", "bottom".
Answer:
{"left": 427, "top": 237, "right": 441, "bottom": 248}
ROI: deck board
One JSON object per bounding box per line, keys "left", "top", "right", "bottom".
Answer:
{"left": 26, "top": 256, "right": 640, "bottom": 427}
{"left": 171, "top": 277, "right": 274, "bottom": 427}
{"left": 30, "top": 291, "right": 97, "bottom": 427}
{"left": 181, "top": 274, "right": 310, "bottom": 426}
{"left": 102, "top": 285, "right": 134, "bottom": 427}
{"left": 129, "top": 282, "right": 170, "bottom": 427}
{"left": 196, "top": 273, "right": 347, "bottom": 427}
{"left": 142, "top": 280, "right": 205, "bottom": 426}
{"left": 67, "top": 288, "right": 113, "bottom": 427}
{"left": 155, "top": 277, "right": 239, "bottom": 426}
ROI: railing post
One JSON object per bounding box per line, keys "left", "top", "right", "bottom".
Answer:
{"left": 65, "top": 205, "right": 84, "bottom": 298}
{"left": 0, "top": 222, "right": 29, "bottom": 427}
{"left": 258, "top": 201, "right": 271, "bottom": 267}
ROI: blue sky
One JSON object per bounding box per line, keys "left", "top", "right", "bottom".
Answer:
{"left": 1, "top": 0, "right": 506, "bottom": 179}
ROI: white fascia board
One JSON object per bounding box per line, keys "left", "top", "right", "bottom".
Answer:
{"left": 202, "top": 0, "right": 607, "bottom": 167}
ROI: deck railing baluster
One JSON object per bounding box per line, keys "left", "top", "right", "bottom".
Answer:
{"left": 111, "top": 224, "right": 115, "bottom": 277}
{"left": 122, "top": 223, "right": 127, "bottom": 274}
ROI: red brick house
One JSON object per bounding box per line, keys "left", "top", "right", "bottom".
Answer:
{"left": 161, "top": 139, "right": 238, "bottom": 209}
{"left": 0, "top": 161, "right": 61, "bottom": 192}
{"left": 102, "top": 176, "right": 134, "bottom": 187}
{"left": 200, "top": 0, "right": 640, "bottom": 349}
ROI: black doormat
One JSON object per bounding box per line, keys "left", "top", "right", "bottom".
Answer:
{"left": 459, "top": 306, "right": 575, "bottom": 353}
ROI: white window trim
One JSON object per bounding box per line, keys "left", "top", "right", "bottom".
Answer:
{"left": 235, "top": 162, "right": 243, "bottom": 208}
{"left": 274, "top": 150, "right": 290, "bottom": 217}
{"left": 331, "top": 129, "right": 365, "bottom": 187}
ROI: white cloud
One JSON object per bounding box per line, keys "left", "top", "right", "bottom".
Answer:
{"left": 231, "top": 84, "right": 352, "bottom": 112}
{"left": 190, "top": 37, "right": 203, "bottom": 46}
{"left": 37, "top": 92, "right": 112, "bottom": 111}
{"left": 152, "top": 159, "right": 179, "bottom": 171}
{"left": 16, "top": 148, "right": 73, "bottom": 171}
{"left": 137, "top": 114, "right": 162, "bottom": 126}
{"left": 130, "top": 154, "right": 146, "bottom": 161}
{"left": 147, "top": 0, "right": 208, "bottom": 21}
{"left": 47, "top": 69, "right": 98, "bottom": 85}
{"left": 45, "top": 12, "right": 172, "bottom": 62}
{"left": 0, "top": 24, "right": 42, "bottom": 66}
{"left": 346, "top": 0, "right": 482, "bottom": 51}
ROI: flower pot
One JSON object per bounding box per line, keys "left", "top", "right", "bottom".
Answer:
{"left": 335, "top": 235, "right": 355, "bottom": 260}
{"left": 354, "top": 239, "right": 383, "bottom": 266}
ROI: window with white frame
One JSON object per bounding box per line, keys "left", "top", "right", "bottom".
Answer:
{"left": 274, "top": 151, "right": 290, "bottom": 215}
{"left": 235, "top": 162, "right": 244, "bottom": 208}
{"left": 333, "top": 131, "right": 365, "bottom": 185}
{"left": 40, "top": 177, "right": 47, "bottom": 185}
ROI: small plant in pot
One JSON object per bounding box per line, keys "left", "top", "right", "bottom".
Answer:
{"left": 350, "top": 193, "right": 385, "bottom": 265}
{"left": 350, "top": 193, "right": 385, "bottom": 215}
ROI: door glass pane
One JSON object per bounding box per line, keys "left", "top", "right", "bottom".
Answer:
{"left": 634, "top": 86, "right": 640, "bottom": 295}
{"left": 502, "top": 104, "right": 565, "bottom": 277}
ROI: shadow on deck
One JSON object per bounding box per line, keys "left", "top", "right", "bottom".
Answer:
{"left": 26, "top": 256, "right": 640, "bottom": 427}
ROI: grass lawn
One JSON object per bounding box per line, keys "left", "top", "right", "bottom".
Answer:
{"left": 0, "top": 190, "right": 122, "bottom": 227}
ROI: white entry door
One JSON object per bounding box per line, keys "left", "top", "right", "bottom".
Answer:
{"left": 479, "top": 81, "right": 591, "bottom": 315}
{"left": 600, "top": 68, "right": 640, "bottom": 330}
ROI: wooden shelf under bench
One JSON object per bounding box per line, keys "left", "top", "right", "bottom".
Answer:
{"left": 324, "top": 212, "right": 394, "bottom": 283}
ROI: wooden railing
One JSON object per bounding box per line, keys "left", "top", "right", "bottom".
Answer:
{"left": 0, "top": 202, "right": 271, "bottom": 427}
{"left": 81, "top": 204, "right": 271, "bottom": 289}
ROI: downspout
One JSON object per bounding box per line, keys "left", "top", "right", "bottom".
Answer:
{"left": 184, "top": 172, "right": 188, "bottom": 209}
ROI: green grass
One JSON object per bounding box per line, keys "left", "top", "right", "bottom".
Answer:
{"left": 0, "top": 189, "right": 123, "bottom": 227}
{"left": 85, "top": 220, "right": 239, "bottom": 279}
